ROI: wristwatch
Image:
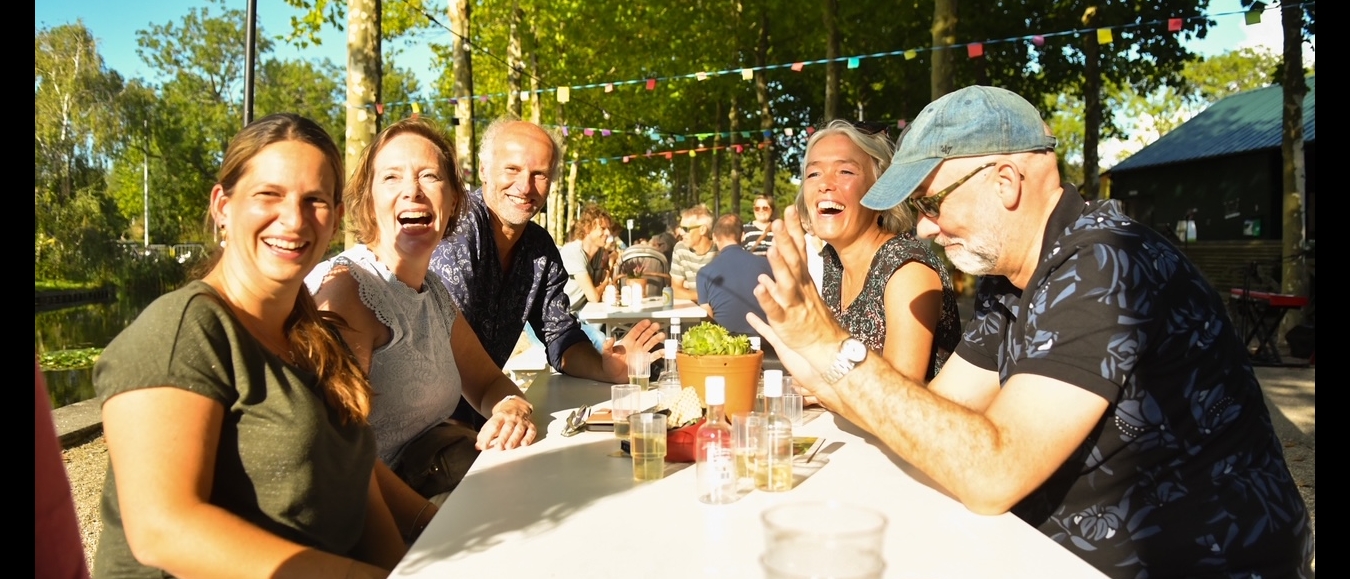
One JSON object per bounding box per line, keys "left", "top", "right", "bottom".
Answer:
{"left": 821, "top": 337, "right": 867, "bottom": 384}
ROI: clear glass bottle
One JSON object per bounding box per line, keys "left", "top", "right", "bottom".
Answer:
{"left": 697, "top": 377, "right": 738, "bottom": 504}
{"left": 655, "top": 339, "right": 683, "bottom": 408}
{"left": 756, "top": 370, "right": 794, "bottom": 492}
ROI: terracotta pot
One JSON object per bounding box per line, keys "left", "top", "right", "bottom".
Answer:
{"left": 676, "top": 350, "right": 764, "bottom": 417}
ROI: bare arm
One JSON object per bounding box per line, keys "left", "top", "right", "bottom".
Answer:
{"left": 671, "top": 274, "right": 698, "bottom": 301}
{"left": 879, "top": 261, "right": 944, "bottom": 383}
{"left": 747, "top": 207, "right": 1109, "bottom": 514}
{"left": 449, "top": 313, "right": 537, "bottom": 450}
{"left": 310, "top": 267, "right": 389, "bottom": 372}
{"left": 104, "top": 388, "right": 391, "bottom": 578}
{"left": 557, "top": 318, "right": 666, "bottom": 383}
{"left": 573, "top": 269, "right": 603, "bottom": 305}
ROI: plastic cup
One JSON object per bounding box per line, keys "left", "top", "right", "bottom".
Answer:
{"left": 731, "top": 412, "right": 763, "bottom": 487}
{"left": 627, "top": 349, "right": 651, "bottom": 389}
{"left": 628, "top": 412, "right": 667, "bottom": 481}
{"left": 782, "top": 391, "right": 804, "bottom": 425}
{"left": 761, "top": 501, "right": 888, "bottom": 579}
{"left": 611, "top": 384, "right": 642, "bottom": 441}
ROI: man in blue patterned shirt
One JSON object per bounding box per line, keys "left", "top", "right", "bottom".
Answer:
{"left": 749, "top": 86, "right": 1312, "bottom": 577}
{"left": 429, "top": 119, "right": 663, "bottom": 421}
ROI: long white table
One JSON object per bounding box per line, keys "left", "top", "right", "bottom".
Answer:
{"left": 393, "top": 372, "right": 1106, "bottom": 578}
{"left": 578, "top": 297, "right": 707, "bottom": 330}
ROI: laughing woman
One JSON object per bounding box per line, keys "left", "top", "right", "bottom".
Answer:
{"left": 307, "top": 118, "right": 536, "bottom": 509}
{"left": 94, "top": 114, "right": 403, "bottom": 578}
{"left": 794, "top": 120, "right": 961, "bottom": 382}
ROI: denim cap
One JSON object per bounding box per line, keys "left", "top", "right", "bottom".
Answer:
{"left": 862, "top": 85, "right": 1057, "bottom": 210}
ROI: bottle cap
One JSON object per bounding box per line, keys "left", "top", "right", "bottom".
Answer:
{"left": 664, "top": 339, "right": 678, "bottom": 359}
{"left": 704, "top": 376, "right": 726, "bottom": 405}
{"left": 763, "top": 370, "right": 783, "bottom": 397}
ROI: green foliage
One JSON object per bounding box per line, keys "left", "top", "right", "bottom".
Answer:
{"left": 39, "top": 348, "right": 102, "bottom": 371}
{"left": 681, "top": 322, "right": 751, "bottom": 356}
{"left": 35, "top": 280, "right": 101, "bottom": 292}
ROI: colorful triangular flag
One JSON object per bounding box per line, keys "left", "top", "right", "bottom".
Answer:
{"left": 967, "top": 43, "right": 984, "bottom": 58}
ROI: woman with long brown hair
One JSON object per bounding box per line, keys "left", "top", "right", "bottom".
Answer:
{"left": 94, "top": 113, "right": 403, "bottom": 577}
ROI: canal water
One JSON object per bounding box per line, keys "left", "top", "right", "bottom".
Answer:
{"left": 36, "top": 292, "right": 155, "bottom": 408}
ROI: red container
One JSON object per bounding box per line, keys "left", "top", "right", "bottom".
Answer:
{"left": 666, "top": 418, "right": 706, "bottom": 463}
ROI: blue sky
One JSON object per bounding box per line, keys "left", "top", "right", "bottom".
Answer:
{"left": 36, "top": 0, "right": 1305, "bottom": 90}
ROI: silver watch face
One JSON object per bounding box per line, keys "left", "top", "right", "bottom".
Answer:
{"left": 842, "top": 338, "right": 867, "bottom": 363}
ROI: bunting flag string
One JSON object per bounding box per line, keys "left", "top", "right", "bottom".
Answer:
{"left": 364, "top": 2, "right": 1307, "bottom": 146}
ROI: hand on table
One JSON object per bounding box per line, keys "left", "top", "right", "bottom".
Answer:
{"left": 600, "top": 319, "right": 666, "bottom": 384}
{"left": 476, "top": 397, "right": 537, "bottom": 450}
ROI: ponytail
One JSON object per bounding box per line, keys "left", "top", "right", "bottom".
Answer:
{"left": 286, "top": 290, "right": 372, "bottom": 425}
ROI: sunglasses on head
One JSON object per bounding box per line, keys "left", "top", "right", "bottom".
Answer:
{"left": 847, "top": 120, "right": 890, "bottom": 136}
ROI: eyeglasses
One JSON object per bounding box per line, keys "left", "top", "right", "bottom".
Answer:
{"left": 753, "top": 205, "right": 772, "bottom": 211}
{"left": 907, "top": 162, "right": 995, "bottom": 219}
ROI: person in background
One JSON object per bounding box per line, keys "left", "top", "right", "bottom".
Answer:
{"left": 650, "top": 231, "right": 676, "bottom": 265}
{"left": 795, "top": 119, "right": 960, "bottom": 381}
{"left": 670, "top": 204, "right": 717, "bottom": 302}
{"left": 94, "top": 113, "right": 402, "bottom": 578}
{"left": 35, "top": 361, "right": 90, "bottom": 579}
{"left": 697, "top": 213, "right": 772, "bottom": 336}
{"left": 308, "top": 118, "right": 536, "bottom": 504}
{"left": 428, "top": 119, "right": 663, "bottom": 428}
{"left": 742, "top": 194, "right": 776, "bottom": 255}
{"left": 560, "top": 203, "right": 615, "bottom": 312}
{"left": 749, "top": 86, "right": 1313, "bottom": 578}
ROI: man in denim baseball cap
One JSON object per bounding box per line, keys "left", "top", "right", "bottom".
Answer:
{"left": 747, "top": 86, "right": 1313, "bottom": 578}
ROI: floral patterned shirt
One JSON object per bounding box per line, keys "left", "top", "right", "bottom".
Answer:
{"left": 429, "top": 190, "right": 589, "bottom": 371}
{"left": 957, "top": 186, "right": 1313, "bottom": 578}
{"left": 821, "top": 234, "right": 960, "bottom": 380}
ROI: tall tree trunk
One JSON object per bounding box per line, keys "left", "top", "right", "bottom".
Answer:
{"left": 562, "top": 157, "right": 577, "bottom": 242}
{"left": 506, "top": 1, "right": 523, "bottom": 118}
{"left": 755, "top": 10, "right": 776, "bottom": 199}
{"left": 729, "top": 96, "right": 742, "bottom": 216}
{"left": 1080, "top": 6, "right": 1102, "bottom": 200}
{"left": 449, "top": 0, "right": 475, "bottom": 188}
{"left": 823, "top": 0, "right": 840, "bottom": 121}
{"left": 690, "top": 150, "right": 700, "bottom": 211}
{"left": 345, "top": 0, "right": 380, "bottom": 249}
{"left": 1279, "top": 2, "right": 1308, "bottom": 328}
{"left": 712, "top": 102, "right": 722, "bottom": 215}
{"left": 529, "top": 48, "right": 541, "bottom": 123}
{"left": 931, "top": 0, "right": 956, "bottom": 100}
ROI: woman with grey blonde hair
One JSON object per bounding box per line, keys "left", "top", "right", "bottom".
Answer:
{"left": 794, "top": 119, "right": 960, "bottom": 382}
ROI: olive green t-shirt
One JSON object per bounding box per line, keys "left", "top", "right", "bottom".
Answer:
{"left": 92, "top": 281, "right": 376, "bottom": 578}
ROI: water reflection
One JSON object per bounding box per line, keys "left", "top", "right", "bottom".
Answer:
{"left": 36, "top": 291, "right": 156, "bottom": 408}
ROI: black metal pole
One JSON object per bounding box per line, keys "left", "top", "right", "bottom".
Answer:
{"left": 243, "top": 0, "right": 258, "bottom": 125}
